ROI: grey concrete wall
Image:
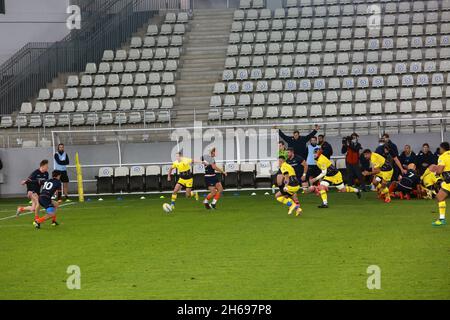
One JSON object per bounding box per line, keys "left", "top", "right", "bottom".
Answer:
{"left": 0, "top": 0, "right": 70, "bottom": 65}
{"left": 0, "top": 132, "right": 448, "bottom": 197}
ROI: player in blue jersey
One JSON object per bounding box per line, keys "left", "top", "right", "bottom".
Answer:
{"left": 202, "top": 147, "right": 227, "bottom": 209}
{"left": 33, "top": 170, "right": 62, "bottom": 229}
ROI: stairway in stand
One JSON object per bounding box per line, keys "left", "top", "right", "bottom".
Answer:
{"left": 173, "top": 9, "right": 234, "bottom": 126}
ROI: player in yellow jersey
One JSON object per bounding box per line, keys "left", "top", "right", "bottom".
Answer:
{"left": 275, "top": 155, "right": 302, "bottom": 216}
{"left": 418, "top": 164, "right": 442, "bottom": 199}
{"left": 167, "top": 152, "right": 200, "bottom": 209}
{"left": 310, "top": 150, "right": 361, "bottom": 208}
{"left": 362, "top": 149, "right": 394, "bottom": 203}
{"left": 430, "top": 142, "right": 450, "bottom": 226}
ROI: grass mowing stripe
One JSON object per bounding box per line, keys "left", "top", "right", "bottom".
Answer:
{"left": 0, "top": 191, "right": 449, "bottom": 299}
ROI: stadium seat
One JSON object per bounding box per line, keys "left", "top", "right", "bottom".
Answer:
{"left": 97, "top": 167, "right": 114, "bottom": 194}
{"left": 240, "top": 163, "right": 256, "bottom": 188}
{"left": 0, "top": 116, "right": 13, "bottom": 128}
{"left": 113, "top": 167, "right": 129, "bottom": 193}
{"left": 193, "top": 164, "right": 206, "bottom": 189}
{"left": 224, "top": 163, "right": 239, "bottom": 188}
{"left": 145, "top": 166, "right": 160, "bottom": 191}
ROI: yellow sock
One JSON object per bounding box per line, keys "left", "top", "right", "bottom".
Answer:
{"left": 171, "top": 194, "right": 177, "bottom": 205}
{"left": 382, "top": 187, "right": 390, "bottom": 199}
{"left": 276, "top": 196, "right": 293, "bottom": 206}
{"left": 376, "top": 184, "right": 382, "bottom": 192}
{"left": 438, "top": 201, "right": 446, "bottom": 220}
{"left": 345, "top": 186, "right": 358, "bottom": 193}
{"left": 319, "top": 190, "right": 328, "bottom": 205}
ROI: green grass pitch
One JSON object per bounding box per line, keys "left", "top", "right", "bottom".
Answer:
{"left": 0, "top": 191, "right": 449, "bottom": 300}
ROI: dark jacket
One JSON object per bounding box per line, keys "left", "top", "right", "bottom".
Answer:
{"left": 0, "top": 158, "right": 2, "bottom": 170}
{"left": 399, "top": 151, "right": 417, "bottom": 169}
{"left": 279, "top": 129, "right": 317, "bottom": 159}
{"left": 416, "top": 151, "right": 437, "bottom": 171}
{"left": 320, "top": 141, "right": 333, "bottom": 159}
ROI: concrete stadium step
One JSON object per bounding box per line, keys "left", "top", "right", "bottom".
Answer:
{"left": 170, "top": 8, "right": 232, "bottom": 123}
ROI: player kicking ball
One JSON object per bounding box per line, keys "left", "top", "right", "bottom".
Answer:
{"left": 310, "top": 150, "right": 361, "bottom": 208}
{"left": 17, "top": 160, "right": 49, "bottom": 219}
{"left": 33, "top": 170, "right": 62, "bottom": 229}
{"left": 275, "top": 155, "right": 302, "bottom": 216}
{"left": 167, "top": 152, "right": 200, "bottom": 210}
{"left": 202, "top": 147, "right": 227, "bottom": 210}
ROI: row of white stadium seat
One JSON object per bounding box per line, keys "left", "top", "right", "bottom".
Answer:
{"left": 163, "top": 12, "right": 189, "bottom": 24}
{"left": 101, "top": 48, "right": 181, "bottom": 61}
{"left": 66, "top": 72, "right": 175, "bottom": 88}
{"left": 84, "top": 60, "right": 178, "bottom": 74}
{"left": 235, "top": 2, "right": 448, "bottom": 21}
{"left": 210, "top": 89, "right": 450, "bottom": 106}
{"left": 20, "top": 97, "right": 174, "bottom": 114}
{"left": 231, "top": 14, "right": 446, "bottom": 32}
{"left": 35, "top": 85, "right": 175, "bottom": 102}
{"left": 98, "top": 162, "right": 280, "bottom": 178}
{"left": 209, "top": 98, "right": 450, "bottom": 114}
{"left": 0, "top": 111, "right": 171, "bottom": 128}
{"left": 216, "top": 74, "right": 448, "bottom": 92}
{"left": 228, "top": 37, "right": 450, "bottom": 55}
{"left": 223, "top": 50, "right": 450, "bottom": 69}
{"left": 222, "top": 67, "right": 449, "bottom": 81}
{"left": 282, "top": 0, "right": 449, "bottom": 9}
{"left": 207, "top": 108, "right": 446, "bottom": 124}
{"left": 229, "top": 25, "right": 450, "bottom": 43}
{"left": 129, "top": 35, "right": 183, "bottom": 48}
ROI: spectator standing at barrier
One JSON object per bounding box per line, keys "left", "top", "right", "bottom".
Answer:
{"left": 54, "top": 143, "right": 71, "bottom": 202}
{"left": 0, "top": 157, "right": 2, "bottom": 171}
{"left": 341, "top": 133, "right": 366, "bottom": 190}
{"left": 277, "top": 124, "right": 319, "bottom": 160}
{"left": 306, "top": 136, "right": 321, "bottom": 183}
{"left": 416, "top": 143, "right": 437, "bottom": 175}
{"left": 318, "top": 134, "right": 333, "bottom": 159}
{"left": 399, "top": 145, "right": 417, "bottom": 171}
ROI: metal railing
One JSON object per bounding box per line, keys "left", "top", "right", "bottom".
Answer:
{"left": 0, "top": 0, "right": 159, "bottom": 115}
{"left": 0, "top": 113, "right": 448, "bottom": 148}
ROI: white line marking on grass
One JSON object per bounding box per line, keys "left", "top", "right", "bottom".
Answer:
{"left": 0, "top": 202, "right": 76, "bottom": 222}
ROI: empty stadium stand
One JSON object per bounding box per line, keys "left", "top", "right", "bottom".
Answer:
{"left": 206, "top": 0, "right": 450, "bottom": 135}
{"left": 1, "top": 0, "right": 450, "bottom": 138}
{"left": 0, "top": 11, "right": 191, "bottom": 130}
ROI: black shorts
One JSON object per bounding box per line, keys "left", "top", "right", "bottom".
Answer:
{"left": 38, "top": 196, "right": 54, "bottom": 209}
{"left": 306, "top": 165, "right": 322, "bottom": 180}
{"left": 60, "top": 170, "right": 69, "bottom": 183}
{"left": 26, "top": 185, "right": 40, "bottom": 195}
{"left": 397, "top": 184, "right": 413, "bottom": 194}
{"left": 205, "top": 175, "right": 219, "bottom": 187}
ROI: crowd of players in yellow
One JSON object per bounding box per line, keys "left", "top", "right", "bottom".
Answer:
{"left": 168, "top": 141, "right": 450, "bottom": 227}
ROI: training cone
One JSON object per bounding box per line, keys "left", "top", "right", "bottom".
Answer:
{"left": 140, "top": 196, "right": 146, "bottom": 200}
{"left": 98, "top": 198, "right": 104, "bottom": 201}
{"left": 251, "top": 192, "right": 257, "bottom": 196}
{"left": 160, "top": 195, "right": 165, "bottom": 199}
{"left": 264, "top": 192, "right": 270, "bottom": 196}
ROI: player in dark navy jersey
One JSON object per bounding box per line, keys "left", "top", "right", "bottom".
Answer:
{"left": 201, "top": 147, "right": 227, "bottom": 210}
{"left": 388, "top": 164, "right": 421, "bottom": 200}
{"left": 16, "top": 160, "right": 49, "bottom": 219}
{"left": 33, "top": 170, "right": 62, "bottom": 229}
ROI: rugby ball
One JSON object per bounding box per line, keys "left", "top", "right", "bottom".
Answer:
{"left": 162, "top": 203, "right": 172, "bottom": 213}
